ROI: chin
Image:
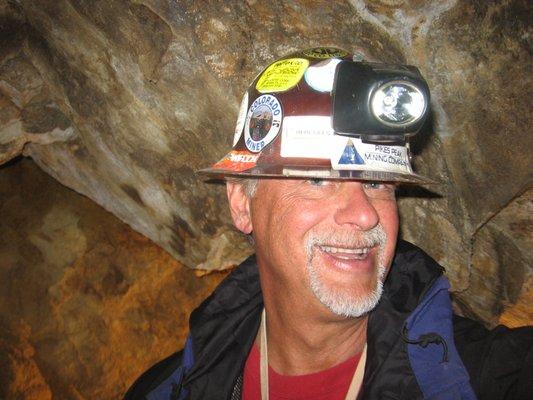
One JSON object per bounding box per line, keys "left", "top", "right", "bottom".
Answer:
{"left": 304, "top": 224, "right": 389, "bottom": 318}
{"left": 308, "top": 262, "right": 386, "bottom": 318}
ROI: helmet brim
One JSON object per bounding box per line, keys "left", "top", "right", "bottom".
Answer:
{"left": 198, "top": 164, "right": 438, "bottom": 185}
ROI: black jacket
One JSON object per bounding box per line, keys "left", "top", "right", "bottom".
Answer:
{"left": 125, "top": 241, "right": 533, "bottom": 400}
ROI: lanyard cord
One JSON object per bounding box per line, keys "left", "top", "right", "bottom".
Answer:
{"left": 259, "top": 308, "right": 367, "bottom": 400}
{"left": 260, "top": 308, "right": 269, "bottom": 400}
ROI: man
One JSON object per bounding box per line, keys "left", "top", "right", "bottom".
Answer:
{"left": 125, "top": 48, "right": 532, "bottom": 400}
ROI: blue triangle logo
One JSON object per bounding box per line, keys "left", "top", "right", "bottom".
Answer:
{"left": 338, "top": 140, "right": 365, "bottom": 165}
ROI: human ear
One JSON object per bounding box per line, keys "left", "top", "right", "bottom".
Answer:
{"left": 226, "top": 181, "right": 253, "bottom": 234}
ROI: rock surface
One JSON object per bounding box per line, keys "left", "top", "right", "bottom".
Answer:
{"left": 456, "top": 188, "right": 533, "bottom": 327}
{"left": 0, "top": 159, "right": 227, "bottom": 399}
{"left": 0, "top": 0, "right": 530, "bottom": 381}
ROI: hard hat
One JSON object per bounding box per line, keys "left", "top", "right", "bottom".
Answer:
{"left": 199, "top": 47, "right": 433, "bottom": 184}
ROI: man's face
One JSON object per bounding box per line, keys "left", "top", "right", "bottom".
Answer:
{"left": 227, "top": 178, "right": 399, "bottom": 318}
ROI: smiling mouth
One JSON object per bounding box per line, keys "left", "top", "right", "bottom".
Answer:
{"left": 318, "top": 245, "right": 372, "bottom": 260}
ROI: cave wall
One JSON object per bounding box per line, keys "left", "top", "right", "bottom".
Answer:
{"left": 0, "top": 158, "right": 227, "bottom": 399}
{"left": 0, "top": 0, "right": 531, "bottom": 396}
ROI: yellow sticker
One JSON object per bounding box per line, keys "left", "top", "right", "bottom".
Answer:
{"left": 256, "top": 58, "right": 309, "bottom": 93}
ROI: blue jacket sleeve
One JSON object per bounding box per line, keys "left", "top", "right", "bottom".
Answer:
{"left": 124, "top": 349, "right": 184, "bottom": 400}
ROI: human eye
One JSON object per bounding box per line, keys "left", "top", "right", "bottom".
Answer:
{"left": 363, "top": 181, "right": 386, "bottom": 190}
{"left": 307, "top": 178, "right": 330, "bottom": 187}
{"left": 363, "top": 181, "right": 396, "bottom": 198}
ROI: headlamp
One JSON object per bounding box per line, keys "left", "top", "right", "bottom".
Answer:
{"left": 332, "top": 61, "right": 430, "bottom": 143}
{"left": 371, "top": 81, "right": 426, "bottom": 126}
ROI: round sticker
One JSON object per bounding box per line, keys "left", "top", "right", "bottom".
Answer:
{"left": 352, "top": 52, "right": 365, "bottom": 62}
{"left": 303, "top": 47, "right": 348, "bottom": 59}
{"left": 304, "top": 58, "right": 342, "bottom": 92}
{"left": 256, "top": 58, "right": 309, "bottom": 93}
{"left": 233, "top": 91, "right": 248, "bottom": 146}
{"left": 244, "top": 95, "right": 282, "bottom": 153}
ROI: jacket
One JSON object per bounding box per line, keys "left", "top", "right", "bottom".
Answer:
{"left": 125, "top": 241, "right": 533, "bottom": 400}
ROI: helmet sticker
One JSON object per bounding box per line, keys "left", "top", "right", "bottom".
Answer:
{"left": 331, "top": 139, "right": 412, "bottom": 173}
{"left": 233, "top": 92, "right": 249, "bottom": 146}
{"left": 280, "top": 116, "right": 412, "bottom": 174}
{"left": 338, "top": 140, "right": 365, "bottom": 165}
{"left": 304, "top": 58, "right": 342, "bottom": 92}
{"left": 352, "top": 52, "right": 365, "bottom": 62}
{"left": 281, "top": 116, "right": 339, "bottom": 159}
{"left": 211, "top": 150, "right": 259, "bottom": 172}
{"left": 303, "top": 47, "right": 348, "bottom": 59}
{"left": 256, "top": 58, "right": 309, "bottom": 93}
{"left": 244, "top": 95, "right": 282, "bottom": 152}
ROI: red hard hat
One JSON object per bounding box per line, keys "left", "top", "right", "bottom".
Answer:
{"left": 199, "top": 47, "right": 433, "bottom": 184}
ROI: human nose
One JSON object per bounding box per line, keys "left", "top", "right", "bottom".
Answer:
{"left": 333, "top": 183, "right": 380, "bottom": 230}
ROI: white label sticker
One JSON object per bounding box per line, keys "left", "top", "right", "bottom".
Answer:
{"left": 244, "top": 94, "right": 283, "bottom": 153}
{"left": 233, "top": 92, "right": 249, "bottom": 146}
{"left": 304, "top": 58, "right": 342, "bottom": 93}
{"left": 281, "top": 116, "right": 344, "bottom": 158}
{"left": 281, "top": 115, "right": 412, "bottom": 174}
{"left": 331, "top": 139, "right": 412, "bottom": 173}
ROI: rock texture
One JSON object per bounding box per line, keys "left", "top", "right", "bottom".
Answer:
{"left": 459, "top": 188, "right": 533, "bottom": 327}
{"left": 1, "top": 0, "right": 254, "bottom": 273}
{"left": 0, "top": 2, "right": 74, "bottom": 165}
{"left": 0, "top": 0, "right": 530, "bottom": 374}
{"left": 0, "top": 159, "right": 227, "bottom": 399}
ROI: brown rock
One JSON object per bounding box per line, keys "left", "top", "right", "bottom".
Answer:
{"left": 0, "top": 12, "right": 75, "bottom": 166}
{"left": 0, "top": 159, "right": 227, "bottom": 399}
{"left": 453, "top": 188, "right": 533, "bottom": 327}
{"left": 0, "top": 322, "right": 52, "bottom": 400}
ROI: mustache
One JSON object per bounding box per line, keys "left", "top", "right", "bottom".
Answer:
{"left": 304, "top": 224, "right": 387, "bottom": 251}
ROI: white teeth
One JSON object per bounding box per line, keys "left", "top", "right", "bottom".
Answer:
{"left": 319, "top": 245, "right": 370, "bottom": 255}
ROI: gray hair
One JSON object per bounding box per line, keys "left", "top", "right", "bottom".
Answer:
{"left": 225, "top": 177, "right": 258, "bottom": 244}
{"left": 226, "top": 177, "right": 259, "bottom": 198}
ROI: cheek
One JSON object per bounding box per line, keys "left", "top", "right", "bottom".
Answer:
{"left": 281, "top": 197, "right": 335, "bottom": 248}
{"left": 269, "top": 189, "right": 322, "bottom": 229}
{"left": 384, "top": 204, "right": 399, "bottom": 237}
{"left": 260, "top": 197, "right": 325, "bottom": 261}
{"left": 287, "top": 201, "right": 325, "bottom": 229}
{"left": 377, "top": 201, "right": 399, "bottom": 265}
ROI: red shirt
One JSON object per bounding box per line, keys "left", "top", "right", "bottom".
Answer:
{"left": 242, "top": 344, "right": 362, "bottom": 400}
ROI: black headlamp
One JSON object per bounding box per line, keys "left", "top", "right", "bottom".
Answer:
{"left": 332, "top": 61, "right": 430, "bottom": 143}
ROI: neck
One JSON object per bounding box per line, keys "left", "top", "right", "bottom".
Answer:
{"left": 261, "top": 296, "right": 368, "bottom": 376}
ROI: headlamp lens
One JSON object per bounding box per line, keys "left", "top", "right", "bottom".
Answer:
{"left": 371, "top": 81, "right": 426, "bottom": 126}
